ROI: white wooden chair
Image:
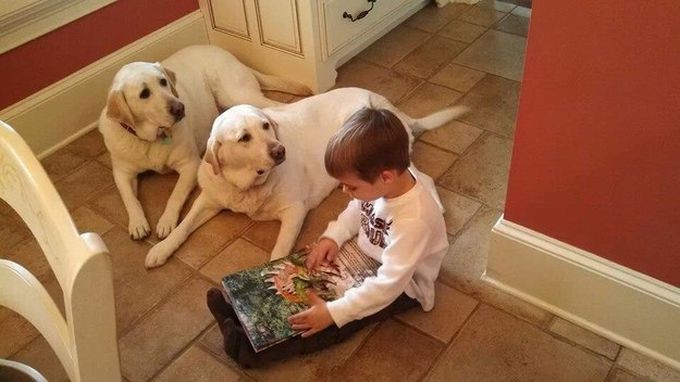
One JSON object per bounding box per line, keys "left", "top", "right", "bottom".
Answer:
{"left": 0, "top": 121, "right": 121, "bottom": 382}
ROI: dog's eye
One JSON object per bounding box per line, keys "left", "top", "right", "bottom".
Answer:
{"left": 140, "top": 88, "right": 150, "bottom": 99}
{"left": 160, "top": 78, "right": 167, "bottom": 87}
{"left": 239, "top": 133, "right": 251, "bottom": 143}
{"left": 262, "top": 122, "right": 269, "bottom": 130}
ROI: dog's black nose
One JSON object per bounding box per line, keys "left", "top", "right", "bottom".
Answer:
{"left": 270, "top": 145, "right": 286, "bottom": 164}
{"left": 170, "top": 102, "right": 185, "bottom": 121}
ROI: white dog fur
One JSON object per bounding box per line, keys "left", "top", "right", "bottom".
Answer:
{"left": 99, "top": 45, "right": 310, "bottom": 240}
{"left": 145, "top": 87, "right": 466, "bottom": 268}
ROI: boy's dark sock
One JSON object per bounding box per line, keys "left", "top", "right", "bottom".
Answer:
{"left": 221, "top": 318, "right": 257, "bottom": 368}
{"left": 206, "top": 288, "right": 238, "bottom": 329}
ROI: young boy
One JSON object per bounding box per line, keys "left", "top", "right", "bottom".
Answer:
{"left": 207, "top": 107, "right": 449, "bottom": 367}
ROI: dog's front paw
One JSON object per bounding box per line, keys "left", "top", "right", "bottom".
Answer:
{"left": 156, "top": 211, "right": 178, "bottom": 239}
{"left": 145, "top": 243, "right": 171, "bottom": 268}
{"left": 129, "top": 214, "right": 151, "bottom": 240}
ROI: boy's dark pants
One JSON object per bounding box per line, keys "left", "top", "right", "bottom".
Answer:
{"left": 207, "top": 288, "right": 418, "bottom": 367}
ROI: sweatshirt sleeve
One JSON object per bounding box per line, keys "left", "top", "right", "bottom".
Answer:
{"left": 321, "top": 199, "right": 361, "bottom": 247}
{"left": 326, "top": 219, "right": 430, "bottom": 327}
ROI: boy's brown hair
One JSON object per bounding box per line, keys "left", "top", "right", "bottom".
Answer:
{"left": 325, "top": 107, "right": 410, "bottom": 182}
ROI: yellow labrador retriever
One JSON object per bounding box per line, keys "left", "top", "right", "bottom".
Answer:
{"left": 145, "top": 87, "right": 466, "bottom": 268}
{"left": 99, "top": 45, "right": 310, "bottom": 240}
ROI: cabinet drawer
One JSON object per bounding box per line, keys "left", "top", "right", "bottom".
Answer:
{"left": 320, "top": 0, "right": 409, "bottom": 58}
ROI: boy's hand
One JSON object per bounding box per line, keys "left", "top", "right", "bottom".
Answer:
{"left": 305, "top": 238, "right": 339, "bottom": 270}
{"left": 288, "top": 293, "right": 334, "bottom": 338}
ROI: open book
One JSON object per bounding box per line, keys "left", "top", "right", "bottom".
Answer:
{"left": 221, "top": 239, "right": 379, "bottom": 352}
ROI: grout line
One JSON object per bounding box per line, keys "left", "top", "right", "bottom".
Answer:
{"left": 419, "top": 302, "right": 482, "bottom": 381}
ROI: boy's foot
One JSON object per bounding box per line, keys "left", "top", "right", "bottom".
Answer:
{"left": 206, "top": 288, "right": 238, "bottom": 330}
{"left": 222, "top": 318, "right": 257, "bottom": 369}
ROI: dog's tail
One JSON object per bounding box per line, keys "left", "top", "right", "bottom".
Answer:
{"left": 252, "top": 70, "right": 313, "bottom": 96}
{"left": 412, "top": 106, "right": 469, "bottom": 132}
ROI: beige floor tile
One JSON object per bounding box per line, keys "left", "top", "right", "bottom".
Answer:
{"left": 136, "top": 172, "right": 182, "bottom": 236}
{"left": 87, "top": 185, "right": 128, "bottom": 229}
{"left": 334, "top": 59, "right": 421, "bottom": 104}
{"left": 173, "top": 210, "right": 252, "bottom": 269}
{"left": 0, "top": 308, "right": 39, "bottom": 358}
{"left": 200, "top": 238, "right": 271, "bottom": 285}
{"left": 244, "top": 325, "right": 375, "bottom": 382}
{"left": 436, "top": 186, "right": 481, "bottom": 236}
{"left": 439, "top": 133, "right": 513, "bottom": 209}
{"left": 616, "top": 348, "right": 680, "bottom": 382}
{"left": 453, "top": 29, "right": 526, "bottom": 81}
{"left": 41, "top": 149, "right": 88, "bottom": 182}
{"left": 607, "top": 368, "right": 648, "bottom": 382}
{"left": 154, "top": 346, "right": 242, "bottom": 382}
{"left": 456, "top": 74, "right": 520, "bottom": 137}
{"left": 102, "top": 227, "right": 193, "bottom": 334}
{"left": 242, "top": 220, "right": 280, "bottom": 253}
{"left": 419, "top": 120, "right": 484, "bottom": 154}
{"left": 549, "top": 317, "right": 620, "bottom": 360}
{"left": 337, "top": 319, "right": 443, "bottom": 382}
{"left": 476, "top": 0, "right": 516, "bottom": 12}
{"left": 97, "top": 151, "right": 112, "bottom": 169}
{"left": 494, "top": 13, "right": 530, "bottom": 37}
{"left": 439, "top": 206, "right": 552, "bottom": 326}
{"left": 54, "top": 161, "right": 114, "bottom": 210}
{"left": 399, "top": 82, "right": 463, "bottom": 119}
{"left": 358, "top": 24, "right": 431, "bottom": 68}
{"left": 411, "top": 141, "right": 458, "bottom": 180}
{"left": 0, "top": 210, "right": 32, "bottom": 253}
{"left": 201, "top": 323, "right": 376, "bottom": 382}
{"left": 66, "top": 129, "right": 108, "bottom": 159}
{"left": 393, "top": 36, "right": 468, "bottom": 79}
{"left": 71, "top": 205, "right": 115, "bottom": 235}
{"left": 426, "top": 305, "right": 612, "bottom": 381}
{"left": 397, "top": 282, "right": 478, "bottom": 343}
{"left": 9, "top": 336, "right": 69, "bottom": 382}
{"left": 119, "top": 277, "right": 215, "bottom": 382}
{"left": 459, "top": 5, "right": 507, "bottom": 27}
{"left": 430, "top": 63, "right": 487, "bottom": 93}
{"left": 438, "top": 20, "right": 487, "bottom": 43}
{"left": 405, "top": 3, "right": 470, "bottom": 33}
{"left": 512, "top": 5, "right": 531, "bottom": 18}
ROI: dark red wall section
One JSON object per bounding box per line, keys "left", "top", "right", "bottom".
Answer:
{"left": 505, "top": 1, "right": 680, "bottom": 285}
{"left": 0, "top": 0, "right": 198, "bottom": 109}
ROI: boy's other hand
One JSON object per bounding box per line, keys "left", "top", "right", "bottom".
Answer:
{"left": 288, "top": 293, "right": 334, "bottom": 337}
{"left": 305, "top": 238, "right": 339, "bottom": 270}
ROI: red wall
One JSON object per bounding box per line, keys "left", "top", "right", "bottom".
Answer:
{"left": 505, "top": 1, "right": 680, "bottom": 286}
{"left": 0, "top": 0, "right": 198, "bottom": 110}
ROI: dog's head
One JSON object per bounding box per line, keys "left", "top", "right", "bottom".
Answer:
{"left": 105, "top": 61, "right": 184, "bottom": 142}
{"left": 203, "top": 105, "right": 286, "bottom": 190}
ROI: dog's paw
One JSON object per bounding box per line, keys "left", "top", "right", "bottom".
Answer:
{"left": 145, "top": 244, "right": 171, "bottom": 268}
{"left": 156, "top": 212, "right": 178, "bottom": 239}
{"left": 128, "top": 215, "right": 151, "bottom": 240}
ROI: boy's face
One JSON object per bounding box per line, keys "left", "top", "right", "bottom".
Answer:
{"left": 335, "top": 171, "right": 388, "bottom": 201}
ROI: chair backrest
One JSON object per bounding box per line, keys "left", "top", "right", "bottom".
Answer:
{"left": 0, "top": 121, "right": 121, "bottom": 382}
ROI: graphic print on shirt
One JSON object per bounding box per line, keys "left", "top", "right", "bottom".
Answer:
{"left": 360, "top": 202, "right": 392, "bottom": 248}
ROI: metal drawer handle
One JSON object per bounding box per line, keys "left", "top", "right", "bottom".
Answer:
{"left": 343, "top": 0, "right": 376, "bottom": 22}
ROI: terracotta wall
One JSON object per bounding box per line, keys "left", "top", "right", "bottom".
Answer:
{"left": 0, "top": 0, "right": 198, "bottom": 110}
{"left": 504, "top": 1, "right": 680, "bottom": 286}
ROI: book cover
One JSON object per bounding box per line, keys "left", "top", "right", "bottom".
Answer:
{"left": 221, "top": 239, "right": 379, "bottom": 352}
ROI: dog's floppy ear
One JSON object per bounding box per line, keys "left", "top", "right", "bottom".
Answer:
{"left": 156, "top": 62, "right": 179, "bottom": 97}
{"left": 106, "top": 89, "right": 135, "bottom": 127}
{"left": 203, "top": 137, "right": 223, "bottom": 176}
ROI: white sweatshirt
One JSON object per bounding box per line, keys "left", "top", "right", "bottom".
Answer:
{"left": 321, "top": 169, "right": 449, "bottom": 327}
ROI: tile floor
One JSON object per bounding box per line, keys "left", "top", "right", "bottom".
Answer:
{"left": 2, "top": 1, "right": 680, "bottom": 381}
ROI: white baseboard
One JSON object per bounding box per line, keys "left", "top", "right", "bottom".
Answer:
{"left": 485, "top": 217, "right": 680, "bottom": 370}
{"left": 0, "top": 10, "right": 209, "bottom": 159}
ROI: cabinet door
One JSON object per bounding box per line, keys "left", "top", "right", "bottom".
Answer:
{"left": 208, "top": 0, "right": 250, "bottom": 39}
{"left": 254, "top": 0, "right": 302, "bottom": 56}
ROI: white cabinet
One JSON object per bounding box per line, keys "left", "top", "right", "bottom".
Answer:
{"left": 199, "top": 0, "right": 428, "bottom": 93}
